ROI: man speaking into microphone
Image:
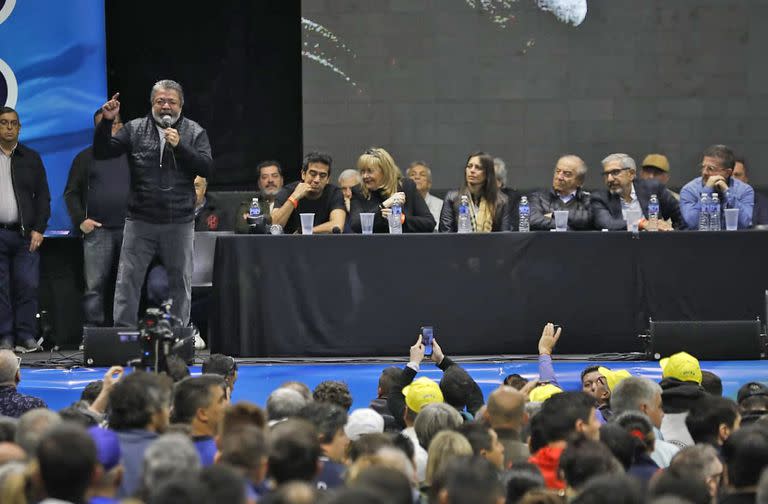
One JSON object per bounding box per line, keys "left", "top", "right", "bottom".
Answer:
{"left": 94, "top": 80, "right": 213, "bottom": 327}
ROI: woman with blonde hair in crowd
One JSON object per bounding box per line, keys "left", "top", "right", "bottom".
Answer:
{"left": 423, "top": 430, "right": 473, "bottom": 491}
{"left": 349, "top": 147, "right": 436, "bottom": 233}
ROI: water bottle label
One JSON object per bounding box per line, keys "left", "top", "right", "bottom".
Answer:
{"left": 249, "top": 206, "right": 261, "bottom": 217}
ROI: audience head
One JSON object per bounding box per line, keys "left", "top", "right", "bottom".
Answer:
{"left": 296, "top": 401, "right": 349, "bottom": 462}
{"left": 721, "top": 424, "right": 768, "bottom": 490}
{"left": 612, "top": 410, "right": 656, "bottom": 456}
{"left": 431, "top": 455, "right": 505, "bottom": 504}
{"left": 259, "top": 481, "right": 317, "bottom": 504}
{"left": 347, "top": 432, "right": 394, "bottom": 463}
{"left": 218, "top": 424, "right": 269, "bottom": 484}
{"left": 377, "top": 366, "right": 400, "bottom": 398}
{"left": 87, "top": 426, "right": 123, "bottom": 494}
{"left": 37, "top": 423, "right": 97, "bottom": 504}
{"left": 345, "top": 462, "right": 412, "bottom": 504}
{"left": 558, "top": 436, "right": 622, "bottom": 492}
{"left": 504, "top": 462, "right": 545, "bottom": 504}
{"left": 171, "top": 375, "right": 228, "bottom": 436}
{"left": 357, "top": 147, "right": 402, "bottom": 198}
{"left": 553, "top": 155, "right": 587, "bottom": 195}
{"left": 738, "top": 381, "right": 768, "bottom": 425}
{"left": 598, "top": 423, "right": 634, "bottom": 470}
{"left": 199, "top": 464, "right": 247, "bottom": 504}
{"left": 108, "top": 370, "right": 172, "bottom": 432}
{"left": 570, "top": 474, "right": 644, "bottom": 504}
{"left": 268, "top": 418, "right": 322, "bottom": 484}
{"left": 201, "top": 354, "right": 238, "bottom": 393}
{"left": 344, "top": 408, "right": 384, "bottom": 441}
{"left": 414, "top": 402, "right": 463, "bottom": 450}
{"left": 337, "top": 168, "right": 362, "bottom": 201}
{"left": 610, "top": 376, "right": 664, "bottom": 429}
{"left": 581, "top": 365, "right": 610, "bottom": 406}
{"left": 700, "top": 371, "right": 722, "bottom": 396}
{"left": 601, "top": 153, "right": 637, "bottom": 198}
{"left": 257, "top": 160, "right": 284, "bottom": 197}
{"left": 685, "top": 395, "right": 740, "bottom": 446}
{"left": 0, "top": 350, "right": 20, "bottom": 386}
{"left": 733, "top": 156, "right": 748, "bottom": 183}
{"left": 267, "top": 387, "right": 309, "bottom": 421}
{"left": 640, "top": 154, "right": 671, "bottom": 185}
{"left": 485, "top": 385, "right": 526, "bottom": 430}
{"left": 534, "top": 392, "right": 600, "bottom": 446}
{"left": 440, "top": 365, "right": 478, "bottom": 413}
{"left": 457, "top": 423, "right": 505, "bottom": 470}
{"left": 80, "top": 380, "right": 103, "bottom": 404}
{"left": 281, "top": 381, "right": 313, "bottom": 402}
{"left": 503, "top": 373, "right": 529, "bottom": 390}
{"left": 493, "top": 157, "right": 508, "bottom": 188}
{"left": 701, "top": 143, "right": 736, "bottom": 177}
{"left": 669, "top": 444, "right": 723, "bottom": 499}
{"left": 403, "top": 377, "right": 444, "bottom": 416}
{"left": 425, "top": 430, "right": 473, "bottom": 484}
{"left": 407, "top": 161, "right": 433, "bottom": 196}
{"left": 148, "top": 477, "right": 209, "bottom": 504}
{"left": 219, "top": 401, "right": 267, "bottom": 435}
{"left": 648, "top": 469, "right": 711, "bottom": 504}
{"left": 192, "top": 177, "right": 207, "bottom": 208}
{"left": 313, "top": 380, "right": 352, "bottom": 411}
{"left": 142, "top": 433, "right": 201, "bottom": 497}
{"left": 15, "top": 408, "right": 61, "bottom": 455}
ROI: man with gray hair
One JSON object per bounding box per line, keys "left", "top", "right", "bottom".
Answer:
{"left": 530, "top": 155, "right": 592, "bottom": 230}
{"left": 611, "top": 376, "right": 679, "bottom": 467}
{"left": 0, "top": 350, "right": 46, "bottom": 417}
{"left": 406, "top": 162, "right": 442, "bottom": 230}
{"left": 140, "top": 433, "right": 201, "bottom": 500}
{"left": 267, "top": 387, "right": 309, "bottom": 424}
{"left": 413, "top": 402, "right": 464, "bottom": 453}
{"left": 95, "top": 80, "right": 213, "bottom": 327}
{"left": 337, "top": 168, "right": 361, "bottom": 213}
{"left": 493, "top": 157, "right": 521, "bottom": 231}
{"left": 15, "top": 408, "right": 60, "bottom": 455}
{"left": 591, "top": 153, "right": 684, "bottom": 231}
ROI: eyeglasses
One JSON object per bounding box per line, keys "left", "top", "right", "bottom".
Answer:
{"left": 701, "top": 163, "right": 726, "bottom": 173}
{"left": 14, "top": 356, "right": 21, "bottom": 371}
{"left": 0, "top": 119, "right": 19, "bottom": 128}
{"left": 153, "top": 98, "right": 179, "bottom": 107}
{"left": 603, "top": 167, "right": 631, "bottom": 178}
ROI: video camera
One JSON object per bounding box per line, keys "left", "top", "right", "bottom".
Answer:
{"left": 136, "top": 300, "right": 185, "bottom": 373}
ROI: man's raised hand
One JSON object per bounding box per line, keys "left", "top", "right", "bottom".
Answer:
{"left": 101, "top": 93, "right": 121, "bottom": 121}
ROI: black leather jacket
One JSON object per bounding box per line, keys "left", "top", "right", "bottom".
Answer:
{"left": 530, "top": 187, "right": 592, "bottom": 230}
{"left": 94, "top": 114, "right": 212, "bottom": 224}
{"left": 438, "top": 190, "right": 511, "bottom": 232}
{"left": 5, "top": 144, "right": 50, "bottom": 237}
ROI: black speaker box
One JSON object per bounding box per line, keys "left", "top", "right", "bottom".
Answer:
{"left": 83, "top": 327, "right": 194, "bottom": 367}
{"left": 649, "top": 319, "right": 766, "bottom": 360}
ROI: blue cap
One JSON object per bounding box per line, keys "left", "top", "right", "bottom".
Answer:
{"left": 87, "top": 427, "right": 121, "bottom": 471}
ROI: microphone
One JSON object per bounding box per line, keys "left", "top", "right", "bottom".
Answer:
{"left": 161, "top": 115, "right": 173, "bottom": 129}
{"left": 332, "top": 226, "right": 341, "bottom": 234}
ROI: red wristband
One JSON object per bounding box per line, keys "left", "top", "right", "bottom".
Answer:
{"left": 288, "top": 197, "right": 298, "bottom": 209}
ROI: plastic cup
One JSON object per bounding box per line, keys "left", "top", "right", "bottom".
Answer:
{"left": 724, "top": 208, "right": 739, "bottom": 231}
{"left": 360, "top": 213, "right": 375, "bottom": 234}
{"left": 553, "top": 210, "right": 569, "bottom": 232}
{"left": 625, "top": 209, "right": 642, "bottom": 233}
{"left": 299, "top": 213, "right": 315, "bottom": 235}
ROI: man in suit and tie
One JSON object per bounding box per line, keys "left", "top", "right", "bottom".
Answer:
{"left": 591, "top": 153, "right": 685, "bottom": 231}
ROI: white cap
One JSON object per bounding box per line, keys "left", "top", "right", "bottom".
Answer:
{"left": 344, "top": 408, "right": 385, "bottom": 440}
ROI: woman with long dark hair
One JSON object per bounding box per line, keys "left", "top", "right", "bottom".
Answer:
{"left": 438, "top": 152, "right": 510, "bottom": 232}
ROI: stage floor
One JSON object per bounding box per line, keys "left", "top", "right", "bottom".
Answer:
{"left": 16, "top": 353, "right": 768, "bottom": 412}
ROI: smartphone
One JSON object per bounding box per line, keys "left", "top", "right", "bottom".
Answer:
{"left": 421, "top": 326, "right": 434, "bottom": 357}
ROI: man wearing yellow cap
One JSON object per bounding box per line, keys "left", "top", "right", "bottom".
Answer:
{"left": 659, "top": 351, "right": 707, "bottom": 448}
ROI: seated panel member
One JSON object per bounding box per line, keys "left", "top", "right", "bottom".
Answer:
{"left": 271, "top": 152, "right": 346, "bottom": 234}
{"left": 591, "top": 153, "right": 684, "bottom": 231}
{"left": 193, "top": 176, "right": 222, "bottom": 231}
{"left": 640, "top": 153, "right": 679, "bottom": 201}
{"left": 348, "top": 147, "right": 435, "bottom": 233}
{"left": 235, "top": 160, "right": 284, "bottom": 234}
{"left": 732, "top": 156, "right": 768, "bottom": 226}
{"left": 529, "top": 155, "right": 592, "bottom": 230}
{"left": 680, "top": 144, "right": 754, "bottom": 230}
{"left": 337, "top": 168, "right": 361, "bottom": 213}
{"left": 439, "top": 151, "right": 510, "bottom": 232}
{"left": 406, "top": 161, "right": 442, "bottom": 231}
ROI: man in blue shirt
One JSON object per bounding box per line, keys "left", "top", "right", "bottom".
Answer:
{"left": 680, "top": 145, "right": 754, "bottom": 229}
{"left": 171, "top": 375, "right": 229, "bottom": 466}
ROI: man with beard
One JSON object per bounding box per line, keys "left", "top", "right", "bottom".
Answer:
{"left": 591, "top": 153, "right": 684, "bottom": 231}
{"left": 94, "top": 80, "right": 213, "bottom": 327}
{"left": 235, "top": 160, "right": 284, "bottom": 233}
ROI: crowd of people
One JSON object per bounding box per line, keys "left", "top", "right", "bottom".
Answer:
{"left": 0, "top": 326, "right": 765, "bottom": 503}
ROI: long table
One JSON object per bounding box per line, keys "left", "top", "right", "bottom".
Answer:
{"left": 209, "top": 232, "right": 768, "bottom": 357}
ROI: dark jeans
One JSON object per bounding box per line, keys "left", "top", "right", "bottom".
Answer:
{"left": 0, "top": 229, "right": 39, "bottom": 344}
{"left": 114, "top": 219, "right": 193, "bottom": 327}
{"left": 82, "top": 227, "right": 123, "bottom": 326}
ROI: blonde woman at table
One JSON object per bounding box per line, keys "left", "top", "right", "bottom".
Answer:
{"left": 438, "top": 152, "right": 511, "bottom": 232}
{"left": 349, "top": 147, "right": 436, "bottom": 233}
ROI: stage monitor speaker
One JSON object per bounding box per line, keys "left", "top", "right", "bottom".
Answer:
{"left": 83, "top": 327, "right": 194, "bottom": 367}
{"left": 649, "top": 319, "right": 766, "bottom": 360}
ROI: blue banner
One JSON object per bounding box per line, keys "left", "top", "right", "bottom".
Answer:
{"left": 0, "top": 0, "right": 107, "bottom": 232}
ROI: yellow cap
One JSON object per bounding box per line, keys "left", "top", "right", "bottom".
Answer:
{"left": 660, "top": 352, "right": 702, "bottom": 384}
{"left": 597, "top": 367, "right": 632, "bottom": 392}
{"left": 529, "top": 383, "right": 563, "bottom": 403}
{"left": 402, "top": 377, "right": 444, "bottom": 413}
{"left": 642, "top": 154, "right": 670, "bottom": 173}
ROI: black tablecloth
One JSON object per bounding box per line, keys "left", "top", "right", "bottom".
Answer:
{"left": 209, "top": 232, "right": 768, "bottom": 357}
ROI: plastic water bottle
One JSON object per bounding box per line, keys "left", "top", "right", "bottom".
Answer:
{"left": 647, "top": 194, "right": 659, "bottom": 232}
{"left": 698, "top": 193, "right": 710, "bottom": 231}
{"left": 248, "top": 197, "right": 261, "bottom": 220}
{"left": 709, "top": 193, "right": 721, "bottom": 231}
{"left": 389, "top": 203, "right": 403, "bottom": 234}
{"left": 518, "top": 196, "right": 530, "bottom": 232}
{"left": 458, "top": 195, "right": 471, "bottom": 234}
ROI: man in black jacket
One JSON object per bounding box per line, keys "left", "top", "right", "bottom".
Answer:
{"left": 592, "top": 153, "right": 685, "bottom": 231}
{"left": 530, "top": 155, "right": 592, "bottom": 230}
{"left": 0, "top": 107, "right": 50, "bottom": 351}
{"left": 94, "top": 80, "right": 213, "bottom": 327}
{"left": 65, "top": 109, "right": 130, "bottom": 327}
